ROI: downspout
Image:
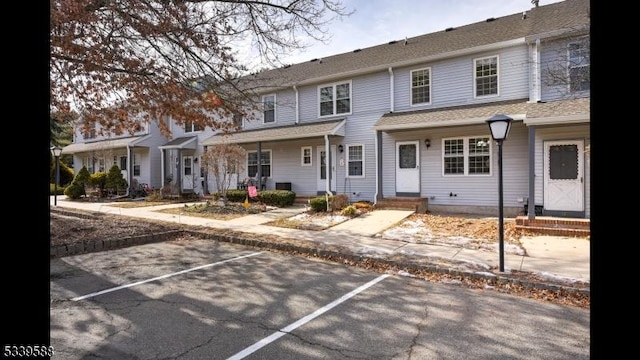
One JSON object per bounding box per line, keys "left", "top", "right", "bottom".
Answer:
{"left": 388, "top": 67, "right": 394, "bottom": 112}
{"left": 202, "top": 145, "right": 208, "bottom": 195}
{"left": 529, "top": 38, "right": 541, "bottom": 102}
{"left": 293, "top": 86, "right": 299, "bottom": 124}
{"left": 374, "top": 130, "right": 381, "bottom": 205}
{"left": 160, "top": 147, "right": 165, "bottom": 194}
{"left": 126, "top": 145, "right": 132, "bottom": 196}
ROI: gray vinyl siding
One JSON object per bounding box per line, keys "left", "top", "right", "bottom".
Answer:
{"left": 336, "top": 72, "right": 389, "bottom": 201}
{"left": 243, "top": 89, "right": 298, "bottom": 130}
{"left": 533, "top": 124, "right": 590, "bottom": 218}
{"left": 393, "top": 45, "right": 529, "bottom": 111}
{"left": 539, "top": 37, "right": 590, "bottom": 102}
{"left": 380, "top": 122, "right": 529, "bottom": 210}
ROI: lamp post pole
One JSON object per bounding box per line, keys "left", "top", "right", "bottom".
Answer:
{"left": 51, "top": 146, "right": 63, "bottom": 206}
{"left": 486, "top": 115, "right": 512, "bottom": 273}
{"left": 497, "top": 138, "right": 505, "bottom": 272}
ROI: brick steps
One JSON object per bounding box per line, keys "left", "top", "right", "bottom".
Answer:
{"left": 515, "top": 216, "right": 590, "bottom": 237}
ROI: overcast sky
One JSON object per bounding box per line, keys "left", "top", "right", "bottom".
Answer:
{"left": 239, "top": 0, "right": 565, "bottom": 67}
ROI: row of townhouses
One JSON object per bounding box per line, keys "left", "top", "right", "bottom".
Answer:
{"left": 61, "top": 0, "right": 590, "bottom": 219}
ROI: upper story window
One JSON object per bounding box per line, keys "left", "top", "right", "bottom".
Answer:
{"left": 474, "top": 56, "right": 498, "bottom": 97}
{"left": 568, "top": 41, "right": 590, "bottom": 92}
{"left": 184, "top": 122, "right": 201, "bottom": 133}
{"left": 232, "top": 112, "right": 244, "bottom": 129}
{"left": 247, "top": 150, "right": 271, "bottom": 178}
{"left": 263, "top": 94, "right": 276, "bottom": 123}
{"left": 443, "top": 136, "right": 491, "bottom": 176}
{"left": 347, "top": 144, "right": 364, "bottom": 177}
{"left": 411, "top": 68, "right": 431, "bottom": 105}
{"left": 319, "top": 81, "right": 351, "bottom": 117}
{"left": 82, "top": 124, "right": 96, "bottom": 140}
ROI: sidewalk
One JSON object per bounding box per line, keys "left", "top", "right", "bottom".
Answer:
{"left": 50, "top": 196, "right": 590, "bottom": 284}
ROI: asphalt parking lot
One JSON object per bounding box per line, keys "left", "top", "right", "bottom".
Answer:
{"left": 50, "top": 236, "right": 590, "bottom": 359}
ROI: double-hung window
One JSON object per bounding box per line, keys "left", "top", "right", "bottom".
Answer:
{"left": 263, "top": 94, "right": 275, "bottom": 123}
{"left": 443, "top": 136, "right": 491, "bottom": 176}
{"left": 347, "top": 144, "right": 364, "bottom": 177}
{"left": 247, "top": 150, "right": 271, "bottom": 177}
{"left": 411, "top": 68, "right": 431, "bottom": 105}
{"left": 319, "top": 81, "right": 351, "bottom": 117}
{"left": 474, "top": 56, "right": 498, "bottom": 97}
{"left": 301, "top": 146, "right": 312, "bottom": 166}
{"left": 568, "top": 41, "right": 590, "bottom": 92}
{"left": 83, "top": 125, "right": 96, "bottom": 140}
{"left": 133, "top": 153, "right": 141, "bottom": 176}
{"left": 184, "top": 122, "right": 201, "bottom": 133}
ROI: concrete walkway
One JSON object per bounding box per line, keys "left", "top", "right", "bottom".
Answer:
{"left": 50, "top": 196, "right": 590, "bottom": 283}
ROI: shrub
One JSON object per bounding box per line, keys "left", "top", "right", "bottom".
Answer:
{"left": 258, "top": 190, "right": 296, "bottom": 207}
{"left": 340, "top": 205, "right": 357, "bottom": 216}
{"left": 63, "top": 183, "right": 85, "bottom": 199}
{"left": 50, "top": 183, "right": 66, "bottom": 195}
{"left": 330, "top": 194, "right": 349, "bottom": 211}
{"left": 105, "top": 164, "right": 128, "bottom": 194}
{"left": 89, "top": 172, "right": 107, "bottom": 194}
{"left": 309, "top": 196, "right": 329, "bottom": 212}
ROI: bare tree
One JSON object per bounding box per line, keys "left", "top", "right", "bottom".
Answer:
{"left": 50, "top": 0, "right": 351, "bottom": 137}
{"left": 201, "top": 143, "right": 247, "bottom": 204}
{"left": 540, "top": 34, "right": 590, "bottom": 99}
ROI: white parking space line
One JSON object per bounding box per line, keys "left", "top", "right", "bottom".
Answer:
{"left": 71, "top": 252, "right": 264, "bottom": 301}
{"left": 227, "top": 274, "right": 391, "bottom": 360}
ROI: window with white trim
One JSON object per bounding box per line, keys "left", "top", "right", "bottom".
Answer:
{"left": 443, "top": 136, "right": 491, "bottom": 175}
{"left": 319, "top": 81, "right": 351, "bottom": 117}
{"left": 98, "top": 157, "right": 105, "bottom": 172}
{"left": 568, "top": 41, "right": 590, "bottom": 92}
{"left": 133, "top": 153, "right": 141, "bottom": 176}
{"left": 347, "top": 144, "right": 364, "bottom": 177}
{"left": 263, "top": 94, "right": 276, "bottom": 123}
{"left": 119, "top": 156, "right": 127, "bottom": 170}
{"left": 247, "top": 150, "right": 271, "bottom": 177}
{"left": 184, "top": 122, "right": 201, "bottom": 133}
{"left": 301, "top": 146, "right": 312, "bottom": 166}
{"left": 82, "top": 125, "right": 96, "bottom": 139}
{"left": 411, "top": 68, "right": 431, "bottom": 105}
{"left": 474, "top": 56, "right": 498, "bottom": 97}
{"left": 83, "top": 157, "right": 94, "bottom": 173}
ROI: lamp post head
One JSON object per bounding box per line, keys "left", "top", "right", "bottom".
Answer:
{"left": 486, "top": 114, "right": 513, "bottom": 142}
{"left": 51, "top": 145, "right": 63, "bottom": 157}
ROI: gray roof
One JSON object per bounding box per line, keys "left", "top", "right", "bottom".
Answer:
{"left": 201, "top": 120, "right": 345, "bottom": 145}
{"left": 242, "top": 0, "right": 589, "bottom": 89}
{"left": 159, "top": 136, "right": 197, "bottom": 149}
{"left": 61, "top": 135, "right": 151, "bottom": 154}
{"left": 374, "top": 97, "right": 590, "bottom": 131}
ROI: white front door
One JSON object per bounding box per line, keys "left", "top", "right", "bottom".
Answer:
{"left": 317, "top": 145, "right": 337, "bottom": 193}
{"left": 396, "top": 140, "right": 420, "bottom": 194}
{"left": 543, "top": 140, "right": 584, "bottom": 212}
{"left": 182, "top": 155, "right": 194, "bottom": 191}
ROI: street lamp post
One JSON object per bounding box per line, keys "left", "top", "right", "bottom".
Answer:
{"left": 51, "top": 146, "right": 63, "bottom": 206}
{"left": 486, "top": 115, "right": 512, "bottom": 273}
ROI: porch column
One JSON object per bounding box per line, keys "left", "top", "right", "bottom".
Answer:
{"left": 256, "top": 141, "right": 262, "bottom": 189}
{"left": 528, "top": 126, "right": 536, "bottom": 220}
{"left": 376, "top": 130, "right": 383, "bottom": 202}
